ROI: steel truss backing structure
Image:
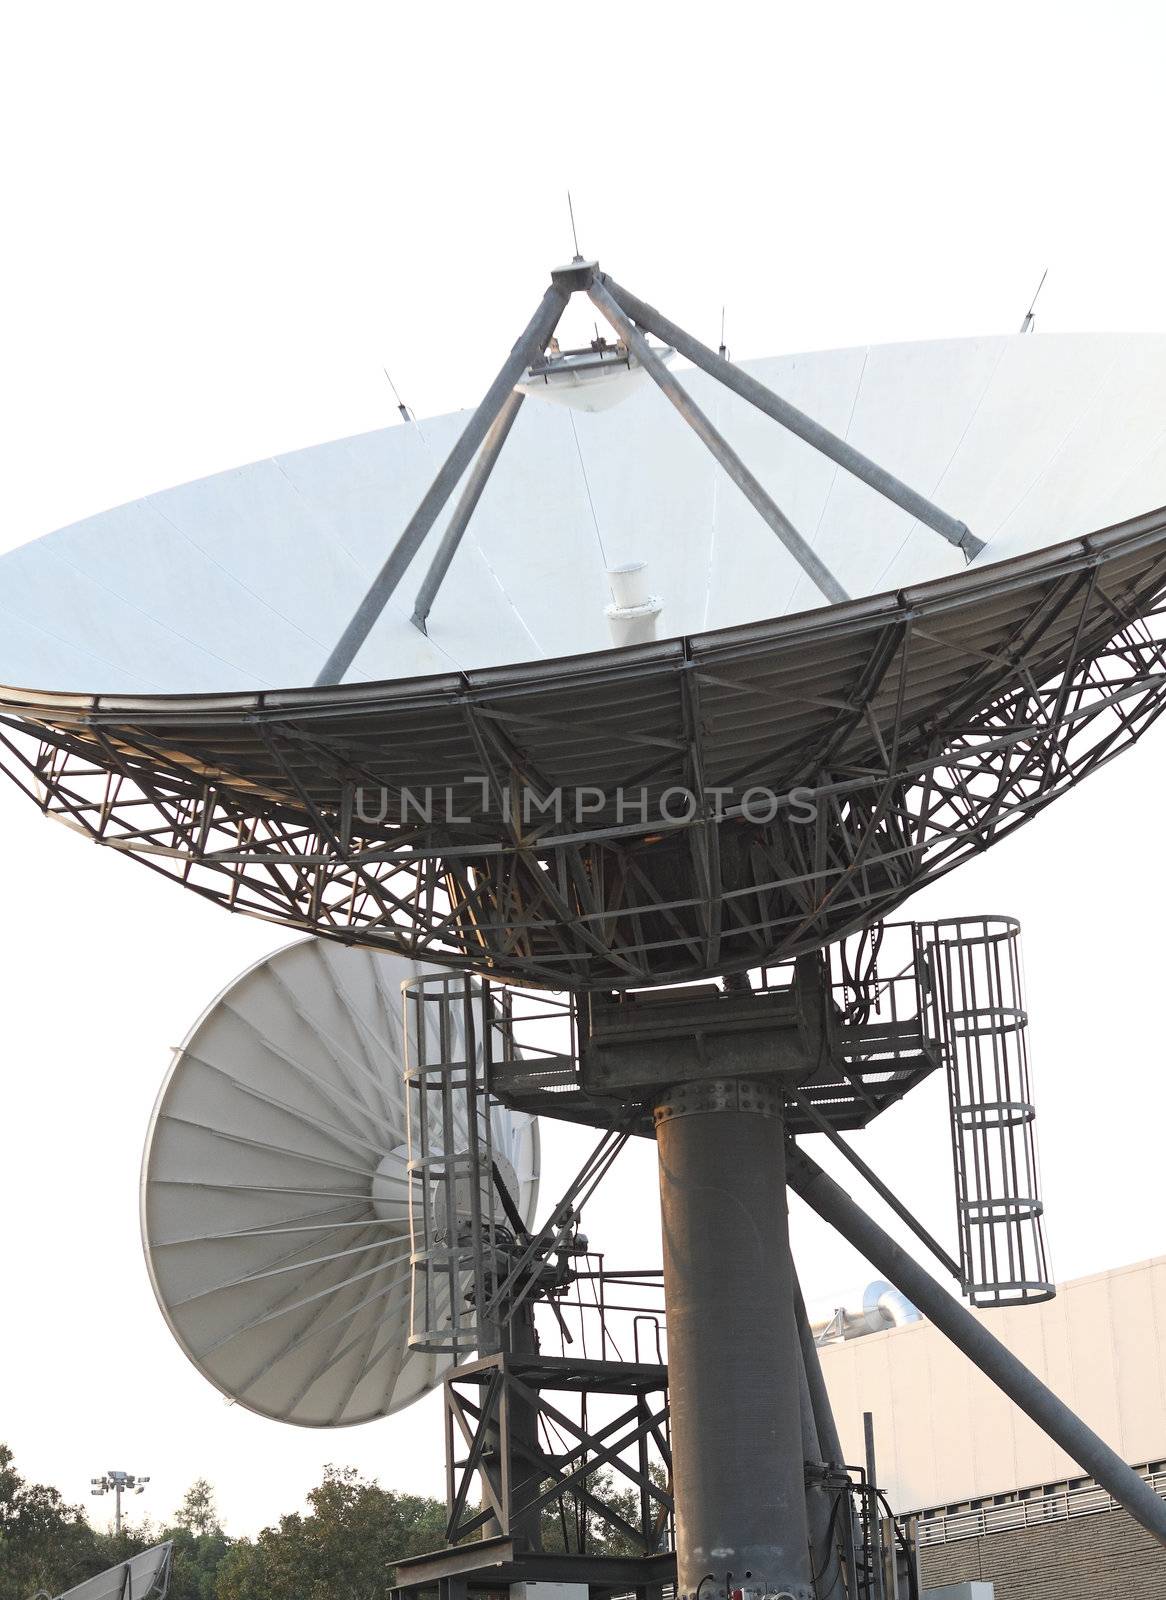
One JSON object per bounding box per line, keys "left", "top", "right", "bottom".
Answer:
{"left": 2, "top": 517, "right": 1166, "bottom": 991}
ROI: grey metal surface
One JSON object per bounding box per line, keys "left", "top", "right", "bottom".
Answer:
{"left": 654, "top": 1084, "right": 812, "bottom": 1600}
{"left": 797, "top": 1338, "right": 840, "bottom": 1599}
{"left": 140, "top": 938, "right": 538, "bottom": 1427}
{"left": 787, "top": 1145, "right": 1166, "bottom": 1550}
{"left": 796, "top": 1279, "right": 862, "bottom": 1597}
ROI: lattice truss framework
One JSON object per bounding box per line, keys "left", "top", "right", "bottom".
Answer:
{"left": 441, "top": 1354, "right": 672, "bottom": 1555}
{"left": 3, "top": 527, "right": 1166, "bottom": 988}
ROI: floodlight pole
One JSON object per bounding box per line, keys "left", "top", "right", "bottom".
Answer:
{"left": 411, "top": 389, "right": 526, "bottom": 634}
{"left": 315, "top": 282, "right": 568, "bottom": 685}
{"left": 599, "top": 274, "right": 985, "bottom": 561}
{"left": 588, "top": 276, "right": 849, "bottom": 607}
{"left": 787, "top": 1145, "right": 1166, "bottom": 1549}
{"left": 90, "top": 1470, "right": 148, "bottom": 1537}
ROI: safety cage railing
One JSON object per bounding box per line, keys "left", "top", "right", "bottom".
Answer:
{"left": 474, "top": 918, "right": 1052, "bottom": 1311}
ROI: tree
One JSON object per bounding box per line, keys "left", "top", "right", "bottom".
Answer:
{"left": 88, "top": 1522, "right": 152, "bottom": 1580}
{"left": 0, "top": 1442, "right": 101, "bottom": 1600}
{"left": 540, "top": 1460, "right": 671, "bottom": 1557}
{"left": 165, "top": 1526, "right": 231, "bottom": 1600}
{"left": 214, "top": 1466, "right": 445, "bottom": 1600}
{"left": 145, "top": 1480, "right": 229, "bottom": 1600}
{"left": 173, "top": 1480, "right": 222, "bottom": 1540}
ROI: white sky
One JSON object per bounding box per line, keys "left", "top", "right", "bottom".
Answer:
{"left": 4, "top": 0, "right": 1166, "bottom": 1542}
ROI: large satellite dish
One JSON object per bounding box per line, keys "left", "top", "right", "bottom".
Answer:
{"left": 7, "top": 258, "right": 1166, "bottom": 1599}
{"left": 141, "top": 937, "right": 539, "bottom": 1427}
{"left": 2, "top": 266, "right": 1166, "bottom": 988}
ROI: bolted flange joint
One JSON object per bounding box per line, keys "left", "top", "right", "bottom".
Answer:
{"left": 653, "top": 1077, "right": 782, "bottom": 1127}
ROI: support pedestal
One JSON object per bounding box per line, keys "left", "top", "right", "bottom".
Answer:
{"left": 654, "top": 1080, "right": 813, "bottom": 1600}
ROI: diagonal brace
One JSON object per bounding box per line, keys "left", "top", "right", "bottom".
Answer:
{"left": 412, "top": 389, "right": 526, "bottom": 634}
{"left": 588, "top": 275, "right": 849, "bottom": 605}
{"left": 315, "top": 281, "right": 568, "bottom": 685}
{"left": 789, "top": 1088, "right": 963, "bottom": 1281}
{"left": 602, "top": 273, "right": 984, "bottom": 561}
{"left": 787, "top": 1142, "right": 1166, "bottom": 1548}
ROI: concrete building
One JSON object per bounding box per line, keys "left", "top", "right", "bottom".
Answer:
{"left": 818, "top": 1255, "right": 1166, "bottom": 1597}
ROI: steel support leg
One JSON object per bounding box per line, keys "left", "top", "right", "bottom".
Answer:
{"left": 794, "top": 1276, "right": 858, "bottom": 1598}
{"left": 315, "top": 282, "right": 567, "bottom": 684}
{"left": 600, "top": 274, "right": 982, "bottom": 560}
{"left": 787, "top": 1144, "right": 1166, "bottom": 1548}
{"left": 798, "top": 1336, "right": 845, "bottom": 1599}
{"left": 411, "top": 389, "right": 526, "bottom": 634}
{"left": 654, "top": 1081, "right": 813, "bottom": 1600}
{"left": 588, "top": 278, "right": 848, "bottom": 606}
{"left": 504, "top": 1306, "right": 545, "bottom": 1553}
{"left": 793, "top": 1277, "right": 845, "bottom": 1471}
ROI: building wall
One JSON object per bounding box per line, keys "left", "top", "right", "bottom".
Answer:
{"left": 815, "top": 1255, "right": 1166, "bottom": 1511}
{"left": 918, "top": 1506, "right": 1166, "bottom": 1599}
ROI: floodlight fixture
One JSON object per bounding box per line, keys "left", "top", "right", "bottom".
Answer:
{"left": 89, "top": 1471, "right": 149, "bottom": 1536}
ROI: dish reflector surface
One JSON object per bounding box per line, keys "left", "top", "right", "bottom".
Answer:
{"left": 141, "top": 938, "right": 539, "bottom": 1426}
{"left": 5, "top": 333, "right": 1166, "bottom": 693}
{"left": 5, "top": 330, "right": 1166, "bottom": 988}
{"left": 51, "top": 1543, "right": 173, "bottom": 1600}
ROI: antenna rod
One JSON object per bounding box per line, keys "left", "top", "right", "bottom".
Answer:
{"left": 1020, "top": 267, "right": 1048, "bottom": 333}
{"left": 787, "top": 1144, "right": 1166, "bottom": 1550}
{"left": 411, "top": 389, "right": 525, "bottom": 633}
{"left": 383, "top": 367, "right": 412, "bottom": 424}
{"left": 315, "top": 282, "right": 568, "bottom": 685}
{"left": 567, "top": 190, "right": 581, "bottom": 258}
{"left": 588, "top": 275, "right": 850, "bottom": 605}
{"left": 601, "top": 273, "right": 985, "bottom": 561}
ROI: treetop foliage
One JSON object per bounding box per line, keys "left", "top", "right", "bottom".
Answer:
{"left": 0, "top": 1447, "right": 445, "bottom": 1600}
{"left": 0, "top": 1441, "right": 662, "bottom": 1600}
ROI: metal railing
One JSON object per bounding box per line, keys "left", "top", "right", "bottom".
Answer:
{"left": 923, "top": 918, "right": 1053, "bottom": 1307}
{"left": 915, "top": 1466, "right": 1166, "bottom": 1545}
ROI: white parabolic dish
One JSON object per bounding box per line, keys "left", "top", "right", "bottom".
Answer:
{"left": 4, "top": 332, "right": 1166, "bottom": 694}
{"left": 51, "top": 1543, "right": 173, "bottom": 1600}
{"left": 140, "top": 938, "right": 539, "bottom": 1427}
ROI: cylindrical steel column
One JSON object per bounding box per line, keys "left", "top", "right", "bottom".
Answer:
{"left": 654, "top": 1080, "right": 813, "bottom": 1600}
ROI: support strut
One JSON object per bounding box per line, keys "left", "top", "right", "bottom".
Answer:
{"left": 588, "top": 276, "right": 849, "bottom": 606}
{"left": 316, "top": 281, "right": 567, "bottom": 684}
{"left": 787, "top": 1144, "right": 1166, "bottom": 1548}
{"left": 600, "top": 273, "right": 983, "bottom": 561}
{"left": 411, "top": 388, "right": 526, "bottom": 634}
